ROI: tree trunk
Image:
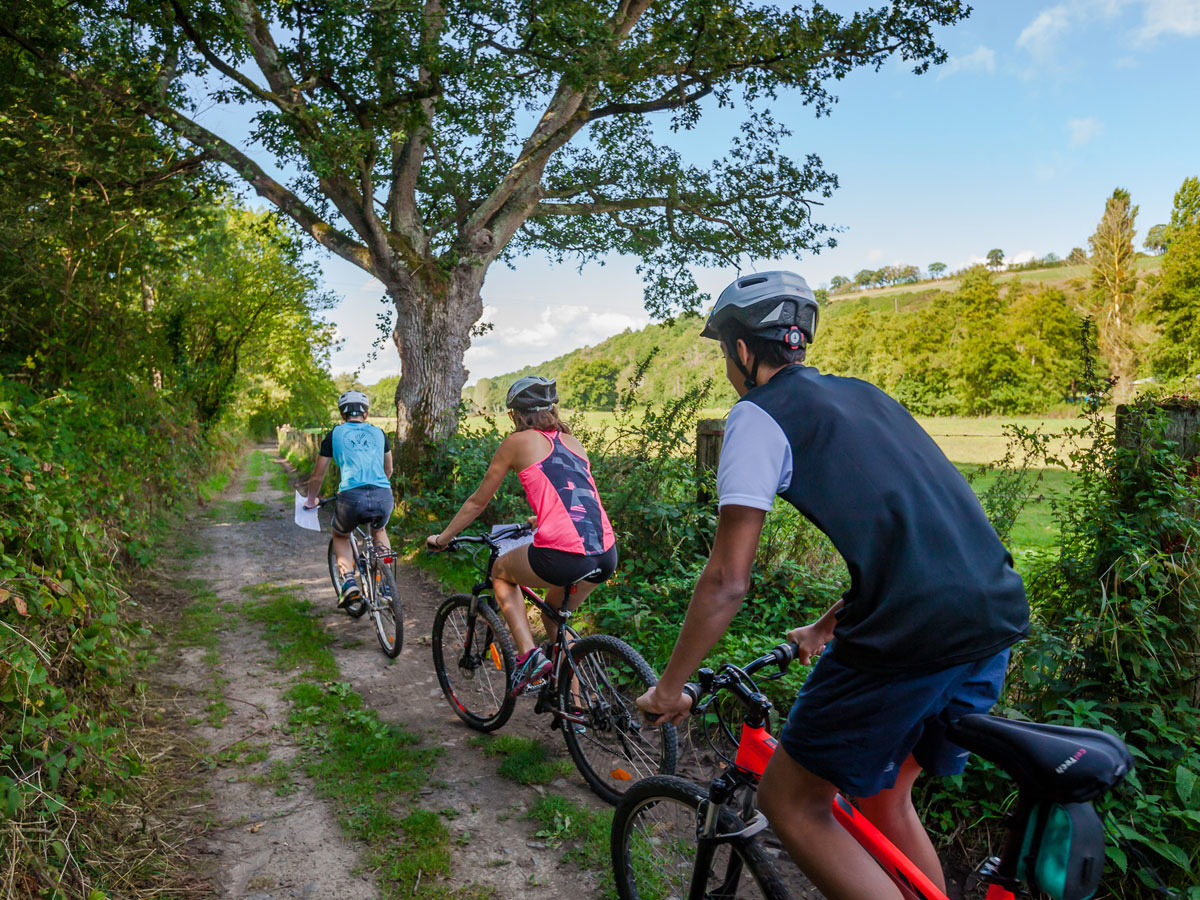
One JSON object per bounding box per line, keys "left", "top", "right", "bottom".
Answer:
{"left": 388, "top": 268, "right": 485, "bottom": 469}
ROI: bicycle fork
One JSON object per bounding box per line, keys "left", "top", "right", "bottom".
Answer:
{"left": 689, "top": 771, "right": 771, "bottom": 900}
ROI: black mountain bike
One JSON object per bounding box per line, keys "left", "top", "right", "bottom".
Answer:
{"left": 319, "top": 495, "right": 403, "bottom": 658}
{"left": 430, "top": 523, "right": 678, "bottom": 804}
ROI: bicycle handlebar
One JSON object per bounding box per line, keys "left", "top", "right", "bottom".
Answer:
{"left": 436, "top": 523, "right": 533, "bottom": 553}
{"left": 682, "top": 641, "right": 801, "bottom": 713}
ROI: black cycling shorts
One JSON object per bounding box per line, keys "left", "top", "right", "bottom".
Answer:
{"left": 527, "top": 543, "right": 618, "bottom": 588}
{"left": 331, "top": 485, "right": 394, "bottom": 534}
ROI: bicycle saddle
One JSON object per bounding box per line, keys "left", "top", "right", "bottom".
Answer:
{"left": 946, "top": 715, "right": 1133, "bottom": 802}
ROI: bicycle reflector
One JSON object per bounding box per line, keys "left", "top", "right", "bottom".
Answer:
{"left": 610, "top": 768, "right": 633, "bottom": 781}
{"left": 489, "top": 643, "right": 502, "bottom": 670}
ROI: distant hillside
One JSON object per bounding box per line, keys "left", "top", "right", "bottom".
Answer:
{"left": 466, "top": 316, "right": 736, "bottom": 411}
{"left": 465, "top": 257, "right": 1166, "bottom": 415}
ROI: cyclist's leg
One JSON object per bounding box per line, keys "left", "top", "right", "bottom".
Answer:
{"left": 331, "top": 530, "right": 355, "bottom": 575}
{"left": 492, "top": 545, "right": 558, "bottom": 655}
{"left": 851, "top": 754, "right": 945, "bottom": 892}
{"left": 758, "top": 750, "right": 905, "bottom": 900}
{"left": 366, "top": 485, "right": 394, "bottom": 553}
{"left": 328, "top": 497, "right": 358, "bottom": 577}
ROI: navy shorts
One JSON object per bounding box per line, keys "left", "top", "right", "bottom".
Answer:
{"left": 331, "top": 485, "right": 394, "bottom": 534}
{"left": 777, "top": 646, "right": 1011, "bottom": 797}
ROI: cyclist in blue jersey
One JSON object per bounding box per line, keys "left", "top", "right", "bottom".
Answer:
{"left": 304, "top": 390, "right": 394, "bottom": 609}
{"left": 636, "top": 271, "right": 1030, "bottom": 900}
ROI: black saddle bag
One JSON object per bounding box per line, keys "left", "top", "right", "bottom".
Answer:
{"left": 1015, "top": 800, "right": 1107, "bottom": 900}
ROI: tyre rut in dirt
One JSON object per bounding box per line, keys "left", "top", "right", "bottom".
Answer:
{"left": 371, "top": 560, "right": 403, "bottom": 657}
{"left": 560, "top": 634, "right": 678, "bottom": 804}
{"left": 432, "top": 594, "right": 516, "bottom": 731}
{"left": 610, "top": 775, "right": 788, "bottom": 900}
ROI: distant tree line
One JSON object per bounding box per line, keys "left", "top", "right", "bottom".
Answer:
{"left": 460, "top": 177, "right": 1200, "bottom": 415}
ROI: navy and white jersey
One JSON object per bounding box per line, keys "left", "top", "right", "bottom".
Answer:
{"left": 319, "top": 422, "right": 391, "bottom": 492}
{"left": 717, "top": 364, "right": 1029, "bottom": 673}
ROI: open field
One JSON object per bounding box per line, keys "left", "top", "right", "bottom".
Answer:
{"left": 823, "top": 256, "right": 1161, "bottom": 315}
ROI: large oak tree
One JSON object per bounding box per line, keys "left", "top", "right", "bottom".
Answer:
{"left": 2, "top": 0, "right": 969, "bottom": 453}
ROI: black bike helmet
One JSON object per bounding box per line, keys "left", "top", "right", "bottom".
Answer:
{"left": 701, "top": 270, "right": 819, "bottom": 349}
{"left": 506, "top": 375, "right": 558, "bottom": 411}
{"left": 337, "top": 389, "right": 370, "bottom": 417}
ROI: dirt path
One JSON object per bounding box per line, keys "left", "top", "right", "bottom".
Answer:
{"left": 170, "top": 444, "right": 615, "bottom": 899}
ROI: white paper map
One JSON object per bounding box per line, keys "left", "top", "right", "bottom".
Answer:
{"left": 491, "top": 523, "right": 534, "bottom": 557}
{"left": 294, "top": 491, "right": 322, "bottom": 531}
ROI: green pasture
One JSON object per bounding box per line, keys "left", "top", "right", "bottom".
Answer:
{"left": 824, "top": 256, "right": 1161, "bottom": 315}
{"left": 445, "top": 408, "right": 1089, "bottom": 559}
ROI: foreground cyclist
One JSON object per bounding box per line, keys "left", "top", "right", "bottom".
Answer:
{"left": 427, "top": 376, "right": 618, "bottom": 694}
{"left": 304, "top": 390, "right": 394, "bottom": 609}
{"left": 637, "top": 272, "right": 1030, "bottom": 900}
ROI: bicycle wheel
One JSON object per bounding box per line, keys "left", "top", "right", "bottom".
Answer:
{"left": 611, "top": 775, "right": 788, "bottom": 900}
{"left": 431, "top": 594, "right": 516, "bottom": 731}
{"left": 560, "top": 634, "right": 678, "bottom": 804}
{"left": 369, "top": 558, "right": 403, "bottom": 657}
{"left": 328, "top": 537, "right": 366, "bottom": 618}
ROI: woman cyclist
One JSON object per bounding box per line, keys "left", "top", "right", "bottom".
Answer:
{"left": 427, "top": 376, "right": 618, "bottom": 693}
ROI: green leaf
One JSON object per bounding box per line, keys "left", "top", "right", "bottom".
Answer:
{"left": 1176, "top": 765, "right": 1197, "bottom": 807}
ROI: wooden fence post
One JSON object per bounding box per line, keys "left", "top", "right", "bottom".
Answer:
{"left": 696, "top": 418, "right": 726, "bottom": 504}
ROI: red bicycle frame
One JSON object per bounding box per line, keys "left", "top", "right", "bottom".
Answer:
{"left": 733, "top": 723, "right": 1018, "bottom": 900}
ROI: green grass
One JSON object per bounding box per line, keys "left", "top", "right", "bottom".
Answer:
{"left": 198, "top": 469, "right": 233, "bottom": 502}
{"left": 527, "top": 795, "right": 612, "bottom": 874}
{"left": 243, "top": 583, "right": 339, "bottom": 680}
{"left": 243, "top": 581, "right": 489, "bottom": 900}
{"left": 247, "top": 450, "right": 271, "bottom": 477}
{"left": 467, "top": 734, "right": 574, "bottom": 785}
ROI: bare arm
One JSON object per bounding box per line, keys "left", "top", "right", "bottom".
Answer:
{"left": 787, "top": 598, "right": 843, "bottom": 664}
{"left": 428, "top": 439, "right": 514, "bottom": 548}
{"left": 305, "top": 456, "right": 331, "bottom": 507}
{"left": 383, "top": 450, "right": 393, "bottom": 479}
{"left": 637, "top": 505, "right": 766, "bottom": 723}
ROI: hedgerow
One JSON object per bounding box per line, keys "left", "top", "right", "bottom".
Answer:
{"left": 0, "top": 380, "right": 240, "bottom": 896}
{"left": 396, "top": 341, "right": 1199, "bottom": 896}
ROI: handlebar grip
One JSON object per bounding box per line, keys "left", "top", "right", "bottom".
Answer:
{"left": 682, "top": 682, "right": 700, "bottom": 712}
{"left": 779, "top": 641, "right": 800, "bottom": 663}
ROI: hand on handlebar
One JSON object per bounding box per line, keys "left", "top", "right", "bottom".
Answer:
{"left": 636, "top": 684, "right": 694, "bottom": 727}
{"left": 786, "top": 623, "right": 830, "bottom": 666}
{"left": 426, "top": 534, "right": 448, "bottom": 552}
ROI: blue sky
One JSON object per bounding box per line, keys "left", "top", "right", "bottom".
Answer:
{"left": 200, "top": 1, "right": 1200, "bottom": 384}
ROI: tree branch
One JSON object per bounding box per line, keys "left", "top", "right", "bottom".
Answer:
{"left": 388, "top": 0, "right": 444, "bottom": 253}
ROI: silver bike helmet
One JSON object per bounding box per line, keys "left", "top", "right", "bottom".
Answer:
{"left": 506, "top": 375, "right": 558, "bottom": 411}
{"left": 701, "top": 270, "right": 819, "bottom": 348}
{"left": 337, "top": 390, "right": 370, "bottom": 417}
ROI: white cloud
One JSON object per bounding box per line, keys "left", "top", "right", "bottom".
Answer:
{"left": 1009, "top": 249, "right": 1039, "bottom": 265}
{"left": 1017, "top": 1, "right": 1200, "bottom": 60}
{"left": 1018, "top": 5, "right": 1076, "bottom": 59}
{"left": 1067, "top": 116, "right": 1104, "bottom": 145}
{"left": 466, "top": 303, "right": 651, "bottom": 380}
{"left": 937, "top": 45, "right": 997, "bottom": 79}
{"left": 1139, "top": 0, "right": 1200, "bottom": 39}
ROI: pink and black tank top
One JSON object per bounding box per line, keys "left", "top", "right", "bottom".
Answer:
{"left": 518, "top": 431, "right": 616, "bottom": 556}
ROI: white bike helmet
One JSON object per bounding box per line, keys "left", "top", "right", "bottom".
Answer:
{"left": 337, "top": 390, "right": 370, "bottom": 417}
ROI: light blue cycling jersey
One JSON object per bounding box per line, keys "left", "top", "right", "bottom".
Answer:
{"left": 320, "top": 422, "right": 391, "bottom": 492}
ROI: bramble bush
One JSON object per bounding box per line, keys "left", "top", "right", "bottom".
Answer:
{"left": 0, "top": 379, "right": 242, "bottom": 895}
{"left": 394, "top": 337, "right": 1198, "bottom": 896}
{"left": 922, "top": 329, "right": 1200, "bottom": 897}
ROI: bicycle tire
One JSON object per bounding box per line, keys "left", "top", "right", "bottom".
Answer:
{"left": 431, "top": 594, "right": 516, "bottom": 731}
{"left": 560, "top": 634, "right": 678, "bottom": 804}
{"left": 370, "top": 558, "right": 403, "bottom": 657}
{"left": 611, "top": 775, "right": 789, "bottom": 900}
{"left": 328, "top": 537, "right": 366, "bottom": 618}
